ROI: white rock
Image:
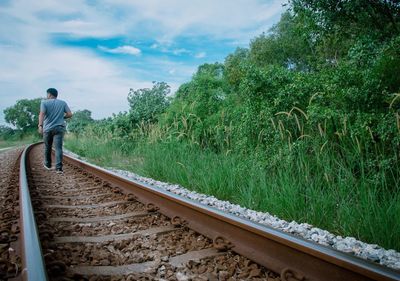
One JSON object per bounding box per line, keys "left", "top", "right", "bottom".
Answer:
{"left": 176, "top": 272, "right": 189, "bottom": 281}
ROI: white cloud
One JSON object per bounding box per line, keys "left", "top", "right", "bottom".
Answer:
{"left": 99, "top": 45, "right": 141, "bottom": 56}
{"left": 172, "top": 48, "right": 190, "bottom": 55}
{"left": 0, "top": 42, "right": 150, "bottom": 120}
{"left": 0, "top": 0, "right": 286, "bottom": 124}
{"left": 0, "top": 1, "right": 149, "bottom": 121}
{"left": 2, "top": 0, "right": 285, "bottom": 42}
{"left": 156, "top": 47, "right": 191, "bottom": 56}
{"left": 195, "top": 52, "right": 206, "bottom": 59}
{"left": 104, "top": 0, "right": 286, "bottom": 42}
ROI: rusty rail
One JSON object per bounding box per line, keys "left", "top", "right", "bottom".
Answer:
{"left": 19, "top": 143, "right": 48, "bottom": 280}
{"left": 60, "top": 146, "right": 400, "bottom": 281}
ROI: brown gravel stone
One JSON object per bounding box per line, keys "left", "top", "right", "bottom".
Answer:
{"left": 0, "top": 147, "right": 24, "bottom": 280}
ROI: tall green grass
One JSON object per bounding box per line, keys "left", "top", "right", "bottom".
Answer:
{"left": 0, "top": 134, "right": 40, "bottom": 149}
{"left": 65, "top": 132, "right": 400, "bottom": 251}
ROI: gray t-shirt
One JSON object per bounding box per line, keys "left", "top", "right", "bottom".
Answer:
{"left": 40, "top": 99, "right": 71, "bottom": 132}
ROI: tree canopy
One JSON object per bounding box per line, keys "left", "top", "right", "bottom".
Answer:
{"left": 4, "top": 98, "right": 41, "bottom": 132}
{"left": 128, "top": 82, "right": 170, "bottom": 124}
{"left": 67, "top": 109, "right": 94, "bottom": 134}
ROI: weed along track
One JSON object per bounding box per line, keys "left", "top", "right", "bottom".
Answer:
{"left": 8, "top": 142, "right": 400, "bottom": 280}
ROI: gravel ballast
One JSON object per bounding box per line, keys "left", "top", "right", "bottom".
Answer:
{"left": 64, "top": 149, "right": 400, "bottom": 271}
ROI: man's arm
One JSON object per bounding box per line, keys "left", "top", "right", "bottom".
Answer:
{"left": 64, "top": 103, "right": 73, "bottom": 119}
{"left": 64, "top": 111, "right": 73, "bottom": 119}
{"left": 38, "top": 111, "right": 45, "bottom": 134}
{"left": 38, "top": 100, "right": 46, "bottom": 134}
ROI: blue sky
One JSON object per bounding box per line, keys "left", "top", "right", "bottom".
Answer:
{"left": 0, "top": 0, "right": 286, "bottom": 124}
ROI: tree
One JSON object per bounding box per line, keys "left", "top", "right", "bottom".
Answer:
{"left": 250, "top": 11, "right": 315, "bottom": 70}
{"left": 160, "top": 63, "right": 230, "bottom": 149}
{"left": 4, "top": 98, "right": 41, "bottom": 132}
{"left": 224, "top": 48, "right": 249, "bottom": 89}
{"left": 67, "top": 109, "right": 94, "bottom": 134}
{"left": 289, "top": 0, "right": 400, "bottom": 63}
{"left": 0, "top": 125, "right": 16, "bottom": 139}
{"left": 290, "top": 0, "right": 400, "bottom": 36}
{"left": 127, "top": 82, "right": 170, "bottom": 123}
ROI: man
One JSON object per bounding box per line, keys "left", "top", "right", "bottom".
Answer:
{"left": 38, "top": 88, "right": 73, "bottom": 174}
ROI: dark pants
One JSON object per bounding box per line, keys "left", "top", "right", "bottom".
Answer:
{"left": 43, "top": 125, "right": 65, "bottom": 170}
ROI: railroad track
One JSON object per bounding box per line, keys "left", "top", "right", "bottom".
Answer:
{"left": 1, "top": 142, "right": 399, "bottom": 280}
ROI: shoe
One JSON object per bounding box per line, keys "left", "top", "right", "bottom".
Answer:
{"left": 56, "top": 169, "right": 64, "bottom": 174}
{"left": 43, "top": 163, "right": 52, "bottom": 170}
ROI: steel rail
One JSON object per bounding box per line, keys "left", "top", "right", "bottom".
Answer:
{"left": 60, "top": 145, "right": 400, "bottom": 281}
{"left": 19, "top": 143, "right": 48, "bottom": 281}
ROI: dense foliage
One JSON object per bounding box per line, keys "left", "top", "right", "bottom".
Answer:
{"left": 4, "top": 98, "right": 41, "bottom": 133}
{"left": 7, "top": 0, "right": 400, "bottom": 249}
{"left": 67, "top": 109, "right": 94, "bottom": 134}
{"left": 128, "top": 81, "right": 170, "bottom": 124}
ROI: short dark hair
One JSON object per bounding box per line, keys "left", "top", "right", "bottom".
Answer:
{"left": 47, "top": 88, "right": 58, "bottom": 97}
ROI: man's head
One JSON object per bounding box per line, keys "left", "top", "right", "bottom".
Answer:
{"left": 47, "top": 88, "right": 58, "bottom": 99}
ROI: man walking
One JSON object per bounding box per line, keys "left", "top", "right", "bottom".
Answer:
{"left": 38, "top": 88, "right": 73, "bottom": 174}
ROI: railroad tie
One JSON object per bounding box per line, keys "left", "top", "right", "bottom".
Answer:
{"left": 49, "top": 211, "right": 149, "bottom": 223}
{"left": 67, "top": 248, "right": 224, "bottom": 276}
{"left": 53, "top": 225, "right": 176, "bottom": 243}
{"left": 40, "top": 193, "right": 111, "bottom": 200}
{"left": 43, "top": 200, "right": 129, "bottom": 209}
{"left": 35, "top": 186, "right": 104, "bottom": 193}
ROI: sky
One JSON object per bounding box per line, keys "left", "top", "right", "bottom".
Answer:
{"left": 0, "top": 0, "right": 286, "bottom": 125}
